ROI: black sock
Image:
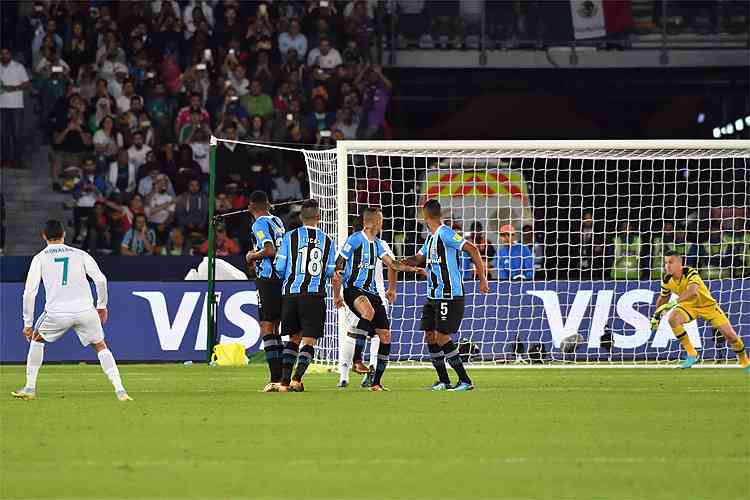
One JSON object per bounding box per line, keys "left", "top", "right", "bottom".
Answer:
{"left": 352, "top": 333, "right": 367, "bottom": 363}
{"left": 281, "top": 341, "right": 299, "bottom": 385}
{"left": 293, "top": 344, "right": 315, "bottom": 382}
{"left": 428, "top": 343, "right": 450, "bottom": 384}
{"left": 262, "top": 334, "right": 283, "bottom": 383}
{"left": 372, "top": 342, "right": 391, "bottom": 385}
{"left": 442, "top": 340, "right": 471, "bottom": 384}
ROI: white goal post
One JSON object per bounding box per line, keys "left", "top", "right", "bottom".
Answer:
{"left": 297, "top": 140, "right": 750, "bottom": 367}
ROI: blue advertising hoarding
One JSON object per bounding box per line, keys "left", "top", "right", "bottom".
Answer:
{"left": 1, "top": 280, "right": 748, "bottom": 363}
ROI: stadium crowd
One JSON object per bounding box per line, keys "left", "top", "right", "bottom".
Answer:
{"left": 1, "top": 0, "right": 395, "bottom": 256}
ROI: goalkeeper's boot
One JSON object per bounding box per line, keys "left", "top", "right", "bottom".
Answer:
{"left": 429, "top": 381, "right": 451, "bottom": 391}
{"left": 448, "top": 381, "right": 475, "bottom": 392}
{"left": 289, "top": 380, "right": 304, "bottom": 392}
{"left": 336, "top": 380, "right": 349, "bottom": 388}
{"left": 679, "top": 354, "right": 700, "bottom": 369}
{"left": 262, "top": 382, "right": 280, "bottom": 392}
{"left": 369, "top": 384, "right": 390, "bottom": 392}
{"left": 11, "top": 388, "right": 35, "bottom": 400}
{"left": 353, "top": 361, "right": 370, "bottom": 375}
{"left": 361, "top": 367, "right": 374, "bottom": 387}
{"left": 116, "top": 391, "right": 133, "bottom": 402}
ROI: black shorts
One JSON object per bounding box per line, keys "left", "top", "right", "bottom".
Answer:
{"left": 420, "top": 297, "right": 465, "bottom": 334}
{"left": 281, "top": 294, "right": 326, "bottom": 339}
{"left": 344, "top": 288, "right": 390, "bottom": 334}
{"left": 256, "top": 279, "right": 282, "bottom": 322}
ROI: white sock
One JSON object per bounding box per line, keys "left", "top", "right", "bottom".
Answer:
{"left": 97, "top": 349, "right": 125, "bottom": 392}
{"left": 369, "top": 335, "right": 380, "bottom": 368}
{"left": 25, "top": 341, "right": 45, "bottom": 390}
{"left": 339, "top": 334, "right": 355, "bottom": 383}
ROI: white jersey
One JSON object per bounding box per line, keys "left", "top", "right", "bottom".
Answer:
{"left": 23, "top": 244, "right": 108, "bottom": 328}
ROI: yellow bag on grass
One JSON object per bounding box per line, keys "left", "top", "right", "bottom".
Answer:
{"left": 211, "top": 343, "right": 248, "bottom": 367}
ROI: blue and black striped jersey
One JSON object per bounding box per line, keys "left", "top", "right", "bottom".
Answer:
{"left": 275, "top": 226, "right": 336, "bottom": 296}
{"left": 339, "top": 231, "right": 391, "bottom": 295}
{"left": 418, "top": 225, "right": 467, "bottom": 300}
{"left": 251, "top": 215, "right": 285, "bottom": 280}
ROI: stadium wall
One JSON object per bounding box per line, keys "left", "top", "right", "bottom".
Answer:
{"left": 1, "top": 280, "right": 747, "bottom": 363}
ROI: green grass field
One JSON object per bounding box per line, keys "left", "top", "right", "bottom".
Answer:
{"left": 1, "top": 364, "right": 748, "bottom": 500}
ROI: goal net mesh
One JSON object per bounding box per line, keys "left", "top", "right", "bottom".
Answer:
{"left": 302, "top": 143, "right": 750, "bottom": 366}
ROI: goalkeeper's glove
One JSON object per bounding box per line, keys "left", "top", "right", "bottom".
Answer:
{"left": 650, "top": 300, "right": 677, "bottom": 330}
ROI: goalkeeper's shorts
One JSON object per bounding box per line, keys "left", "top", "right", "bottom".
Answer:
{"left": 673, "top": 303, "right": 729, "bottom": 328}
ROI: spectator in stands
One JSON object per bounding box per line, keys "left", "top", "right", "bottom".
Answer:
{"left": 175, "top": 92, "right": 210, "bottom": 137}
{"left": 189, "top": 128, "right": 211, "bottom": 175}
{"left": 306, "top": 96, "right": 336, "bottom": 134}
{"left": 215, "top": 87, "right": 250, "bottom": 134}
{"left": 278, "top": 18, "right": 307, "bottom": 63}
{"left": 699, "top": 221, "right": 733, "bottom": 280}
{"left": 145, "top": 81, "right": 178, "bottom": 139}
{"left": 494, "top": 224, "right": 534, "bottom": 280}
{"left": 72, "top": 158, "right": 111, "bottom": 244}
{"left": 52, "top": 103, "right": 92, "bottom": 191}
{"left": 355, "top": 64, "right": 392, "bottom": 139}
{"left": 522, "top": 224, "right": 545, "bottom": 279}
{"left": 248, "top": 51, "right": 276, "bottom": 94}
{"left": 108, "top": 149, "right": 137, "bottom": 195}
{"left": 179, "top": 108, "right": 211, "bottom": 144}
{"left": 35, "top": 46, "right": 71, "bottom": 115}
{"left": 571, "top": 210, "right": 606, "bottom": 280}
{"left": 169, "top": 144, "right": 204, "bottom": 193}
{"left": 240, "top": 79, "right": 274, "bottom": 120}
{"left": 128, "top": 131, "right": 153, "bottom": 174}
{"left": 115, "top": 80, "right": 136, "bottom": 114}
{"left": 121, "top": 213, "right": 156, "bottom": 256}
{"left": 175, "top": 178, "right": 208, "bottom": 237}
{"left": 248, "top": 115, "right": 270, "bottom": 142}
{"left": 272, "top": 164, "right": 303, "bottom": 204}
{"left": 31, "top": 17, "right": 63, "bottom": 66}
{"left": 0, "top": 48, "right": 31, "bottom": 168}
{"left": 197, "top": 224, "right": 240, "bottom": 256}
{"left": 464, "top": 221, "right": 496, "bottom": 280}
{"left": 215, "top": 121, "right": 250, "bottom": 188}
{"left": 161, "top": 226, "right": 193, "bottom": 255}
{"left": 307, "top": 37, "right": 343, "bottom": 72}
{"left": 333, "top": 107, "right": 359, "bottom": 139}
{"left": 610, "top": 221, "right": 642, "bottom": 280}
{"left": 93, "top": 116, "right": 124, "bottom": 169}
{"left": 145, "top": 175, "right": 176, "bottom": 248}
{"left": 64, "top": 20, "right": 91, "bottom": 79}
{"left": 85, "top": 202, "right": 113, "bottom": 254}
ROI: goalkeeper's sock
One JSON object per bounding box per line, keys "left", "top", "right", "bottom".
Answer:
{"left": 369, "top": 334, "right": 381, "bottom": 369}
{"left": 262, "top": 334, "right": 283, "bottom": 383}
{"left": 292, "top": 344, "right": 314, "bottom": 382}
{"left": 281, "top": 341, "right": 299, "bottom": 385}
{"left": 352, "top": 333, "right": 367, "bottom": 364}
{"left": 25, "top": 340, "right": 45, "bottom": 390}
{"left": 673, "top": 326, "right": 698, "bottom": 357}
{"left": 339, "top": 334, "right": 356, "bottom": 383}
{"left": 428, "top": 343, "right": 450, "bottom": 384}
{"left": 730, "top": 337, "right": 749, "bottom": 368}
{"left": 372, "top": 342, "right": 390, "bottom": 386}
{"left": 442, "top": 340, "right": 472, "bottom": 385}
{"left": 97, "top": 348, "right": 125, "bottom": 393}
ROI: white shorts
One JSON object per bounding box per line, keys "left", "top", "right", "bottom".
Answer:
{"left": 34, "top": 309, "right": 105, "bottom": 346}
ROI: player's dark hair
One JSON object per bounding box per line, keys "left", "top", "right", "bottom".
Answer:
{"left": 300, "top": 199, "right": 320, "bottom": 223}
{"left": 664, "top": 250, "right": 683, "bottom": 262}
{"left": 249, "top": 190, "right": 269, "bottom": 208}
{"left": 362, "top": 205, "right": 381, "bottom": 219}
{"left": 43, "top": 220, "right": 64, "bottom": 240}
{"left": 423, "top": 199, "right": 442, "bottom": 219}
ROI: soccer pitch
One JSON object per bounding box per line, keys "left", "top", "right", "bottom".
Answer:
{"left": 1, "top": 365, "right": 748, "bottom": 500}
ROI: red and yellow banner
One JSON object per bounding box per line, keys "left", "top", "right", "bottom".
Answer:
{"left": 421, "top": 170, "right": 530, "bottom": 207}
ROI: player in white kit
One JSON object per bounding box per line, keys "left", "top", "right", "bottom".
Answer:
{"left": 12, "top": 220, "right": 131, "bottom": 401}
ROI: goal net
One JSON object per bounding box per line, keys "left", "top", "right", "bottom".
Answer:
{"left": 301, "top": 140, "right": 750, "bottom": 366}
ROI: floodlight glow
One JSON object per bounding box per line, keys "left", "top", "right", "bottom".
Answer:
{"left": 712, "top": 127, "right": 721, "bottom": 138}
{"left": 696, "top": 113, "right": 705, "bottom": 124}
{"left": 726, "top": 124, "right": 734, "bottom": 134}
{"left": 736, "top": 119, "right": 744, "bottom": 131}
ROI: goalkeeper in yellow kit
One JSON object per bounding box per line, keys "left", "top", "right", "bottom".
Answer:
{"left": 651, "top": 251, "right": 749, "bottom": 370}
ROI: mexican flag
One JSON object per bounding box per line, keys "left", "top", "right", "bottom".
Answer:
{"left": 570, "top": 0, "right": 633, "bottom": 39}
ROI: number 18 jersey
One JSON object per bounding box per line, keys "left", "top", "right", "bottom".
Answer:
{"left": 275, "top": 226, "right": 336, "bottom": 296}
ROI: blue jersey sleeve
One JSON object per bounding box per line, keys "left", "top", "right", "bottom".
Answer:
{"left": 325, "top": 236, "right": 336, "bottom": 278}
{"left": 274, "top": 232, "right": 290, "bottom": 277}
{"left": 339, "top": 233, "right": 362, "bottom": 260}
{"left": 441, "top": 227, "right": 467, "bottom": 251}
{"left": 252, "top": 220, "right": 273, "bottom": 247}
{"left": 375, "top": 238, "right": 389, "bottom": 259}
{"left": 418, "top": 237, "right": 430, "bottom": 256}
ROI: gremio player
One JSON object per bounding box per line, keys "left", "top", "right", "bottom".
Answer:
{"left": 650, "top": 251, "right": 749, "bottom": 371}
{"left": 332, "top": 207, "right": 424, "bottom": 391}
{"left": 274, "top": 199, "right": 336, "bottom": 391}
{"left": 13, "top": 220, "right": 131, "bottom": 401}
{"left": 245, "top": 191, "right": 286, "bottom": 392}
{"left": 403, "top": 200, "right": 489, "bottom": 391}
